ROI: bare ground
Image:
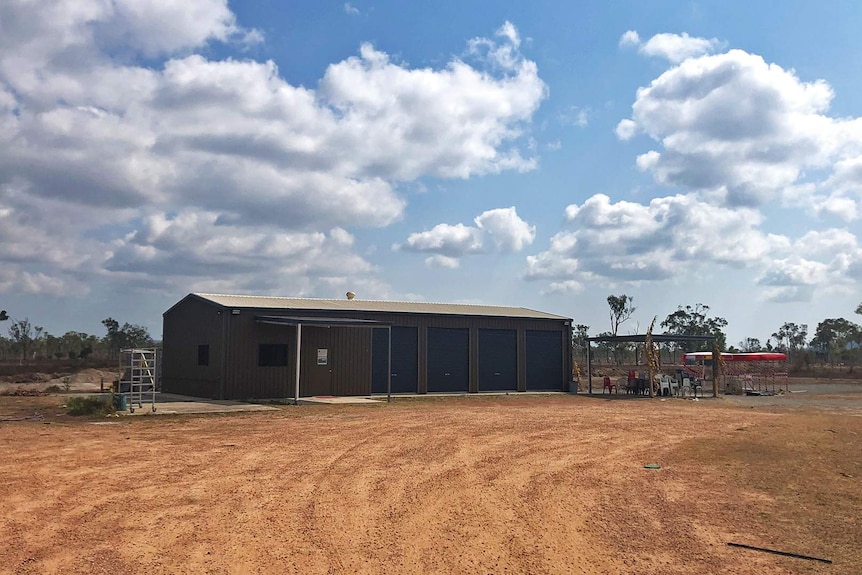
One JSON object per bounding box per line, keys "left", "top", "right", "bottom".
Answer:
{"left": 1, "top": 393, "right": 860, "bottom": 574}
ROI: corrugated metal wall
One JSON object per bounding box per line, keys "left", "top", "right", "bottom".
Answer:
{"left": 224, "top": 317, "right": 296, "bottom": 399}
{"left": 164, "top": 297, "right": 571, "bottom": 398}
{"left": 330, "top": 327, "right": 372, "bottom": 396}
{"left": 161, "top": 296, "right": 224, "bottom": 398}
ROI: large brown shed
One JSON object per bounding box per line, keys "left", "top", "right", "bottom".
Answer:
{"left": 162, "top": 293, "right": 573, "bottom": 400}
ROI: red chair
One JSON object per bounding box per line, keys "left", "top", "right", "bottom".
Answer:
{"left": 602, "top": 376, "right": 616, "bottom": 394}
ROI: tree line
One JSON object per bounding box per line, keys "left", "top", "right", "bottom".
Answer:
{"left": 574, "top": 297, "right": 862, "bottom": 372}
{"left": 0, "top": 311, "right": 155, "bottom": 363}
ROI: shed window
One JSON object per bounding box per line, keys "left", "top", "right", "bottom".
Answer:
{"left": 197, "top": 344, "right": 209, "bottom": 366}
{"left": 259, "top": 344, "right": 288, "bottom": 367}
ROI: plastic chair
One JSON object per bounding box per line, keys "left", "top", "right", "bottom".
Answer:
{"left": 681, "top": 377, "right": 691, "bottom": 397}
{"left": 602, "top": 376, "right": 616, "bottom": 394}
{"left": 657, "top": 375, "right": 671, "bottom": 397}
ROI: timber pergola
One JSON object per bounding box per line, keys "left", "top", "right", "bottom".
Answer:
{"left": 585, "top": 334, "right": 718, "bottom": 397}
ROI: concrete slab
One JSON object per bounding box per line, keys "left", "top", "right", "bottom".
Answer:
{"left": 298, "top": 396, "right": 381, "bottom": 405}
{"left": 121, "top": 393, "right": 279, "bottom": 415}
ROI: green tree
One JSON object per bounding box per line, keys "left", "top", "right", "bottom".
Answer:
{"left": 8, "top": 318, "right": 44, "bottom": 363}
{"left": 739, "top": 337, "right": 762, "bottom": 352}
{"left": 102, "top": 318, "right": 154, "bottom": 360}
{"left": 594, "top": 331, "right": 614, "bottom": 364}
{"left": 660, "top": 303, "right": 728, "bottom": 352}
{"left": 607, "top": 295, "right": 635, "bottom": 336}
{"left": 572, "top": 324, "right": 590, "bottom": 367}
{"left": 810, "top": 318, "right": 861, "bottom": 368}
{"left": 607, "top": 295, "right": 636, "bottom": 364}
{"left": 770, "top": 322, "right": 808, "bottom": 364}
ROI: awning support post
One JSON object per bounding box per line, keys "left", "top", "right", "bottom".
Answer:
{"left": 294, "top": 323, "right": 302, "bottom": 405}
{"left": 387, "top": 326, "right": 392, "bottom": 403}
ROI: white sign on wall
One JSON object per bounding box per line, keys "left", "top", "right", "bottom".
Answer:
{"left": 317, "top": 348, "right": 328, "bottom": 365}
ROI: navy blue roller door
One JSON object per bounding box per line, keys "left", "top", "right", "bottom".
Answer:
{"left": 427, "top": 327, "right": 469, "bottom": 392}
{"left": 526, "top": 330, "right": 564, "bottom": 390}
{"left": 389, "top": 326, "right": 418, "bottom": 393}
{"left": 479, "top": 329, "right": 517, "bottom": 391}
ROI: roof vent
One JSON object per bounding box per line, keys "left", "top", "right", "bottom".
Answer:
{"left": 346, "top": 291, "right": 356, "bottom": 300}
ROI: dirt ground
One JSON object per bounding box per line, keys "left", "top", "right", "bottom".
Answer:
{"left": 0, "top": 368, "right": 120, "bottom": 395}
{"left": 1, "top": 391, "right": 860, "bottom": 575}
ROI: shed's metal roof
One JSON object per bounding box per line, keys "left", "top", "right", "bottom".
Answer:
{"left": 190, "top": 293, "right": 570, "bottom": 321}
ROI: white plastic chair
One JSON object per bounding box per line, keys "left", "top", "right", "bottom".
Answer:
{"left": 656, "top": 374, "right": 672, "bottom": 396}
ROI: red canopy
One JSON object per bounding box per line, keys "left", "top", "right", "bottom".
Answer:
{"left": 682, "top": 352, "right": 786, "bottom": 363}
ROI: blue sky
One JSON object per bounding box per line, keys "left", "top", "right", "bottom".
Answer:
{"left": 1, "top": 0, "right": 861, "bottom": 346}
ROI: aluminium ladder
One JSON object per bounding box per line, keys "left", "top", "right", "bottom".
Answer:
{"left": 120, "top": 348, "right": 158, "bottom": 413}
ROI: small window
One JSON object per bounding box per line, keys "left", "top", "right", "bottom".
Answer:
{"left": 197, "top": 344, "right": 209, "bottom": 366}
{"left": 259, "top": 344, "right": 288, "bottom": 367}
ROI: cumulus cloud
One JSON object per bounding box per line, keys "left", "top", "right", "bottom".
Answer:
{"left": 399, "top": 206, "right": 535, "bottom": 267}
{"left": 619, "top": 31, "right": 721, "bottom": 63}
{"left": 639, "top": 32, "right": 722, "bottom": 63}
{"left": 425, "top": 255, "right": 461, "bottom": 269}
{"left": 104, "top": 211, "right": 379, "bottom": 296}
{"left": 474, "top": 207, "right": 536, "bottom": 251}
{"left": 527, "top": 192, "right": 861, "bottom": 303}
{"left": 755, "top": 228, "right": 861, "bottom": 302}
{"left": 0, "top": 4, "right": 547, "bottom": 296}
{"left": 526, "top": 193, "right": 789, "bottom": 283}
{"left": 619, "top": 30, "right": 640, "bottom": 48}
{"left": 617, "top": 48, "right": 862, "bottom": 214}
{"left": 615, "top": 119, "right": 638, "bottom": 141}
{"left": 401, "top": 223, "right": 484, "bottom": 257}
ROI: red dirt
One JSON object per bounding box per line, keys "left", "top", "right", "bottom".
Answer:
{"left": 1, "top": 394, "right": 859, "bottom": 574}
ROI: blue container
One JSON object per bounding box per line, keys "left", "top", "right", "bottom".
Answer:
{"left": 113, "top": 393, "right": 128, "bottom": 411}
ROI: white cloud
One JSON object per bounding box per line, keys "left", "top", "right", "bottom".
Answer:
{"left": 526, "top": 193, "right": 789, "bottom": 284}
{"left": 754, "top": 228, "right": 862, "bottom": 301}
{"left": 425, "top": 255, "right": 460, "bottom": 269}
{"left": 319, "top": 39, "right": 545, "bottom": 181}
{"left": 619, "top": 31, "right": 720, "bottom": 62}
{"left": 760, "top": 286, "right": 816, "bottom": 303}
{"left": 561, "top": 106, "right": 590, "bottom": 127}
{"left": 636, "top": 150, "right": 660, "bottom": 170}
{"left": 619, "top": 30, "right": 640, "bottom": 48}
{"left": 103, "top": 211, "right": 379, "bottom": 295}
{"left": 639, "top": 32, "right": 721, "bottom": 63}
{"left": 344, "top": 3, "right": 360, "bottom": 15}
{"left": 526, "top": 192, "right": 861, "bottom": 303}
{"left": 618, "top": 48, "right": 862, "bottom": 213}
{"left": 400, "top": 207, "right": 535, "bottom": 266}
{"left": 615, "top": 119, "right": 638, "bottom": 141}
{"left": 474, "top": 207, "right": 536, "bottom": 251}
{"left": 401, "top": 223, "right": 484, "bottom": 257}
{"left": 543, "top": 280, "right": 584, "bottom": 295}
{"left": 0, "top": 7, "right": 547, "bottom": 296}
{"left": 98, "top": 0, "right": 258, "bottom": 56}
{"left": 0, "top": 270, "right": 70, "bottom": 296}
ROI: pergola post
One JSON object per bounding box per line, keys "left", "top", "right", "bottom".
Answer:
{"left": 294, "top": 323, "right": 302, "bottom": 405}
{"left": 587, "top": 343, "right": 593, "bottom": 394}
{"left": 387, "top": 326, "right": 392, "bottom": 403}
{"left": 711, "top": 341, "right": 721, "bottom": 398}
